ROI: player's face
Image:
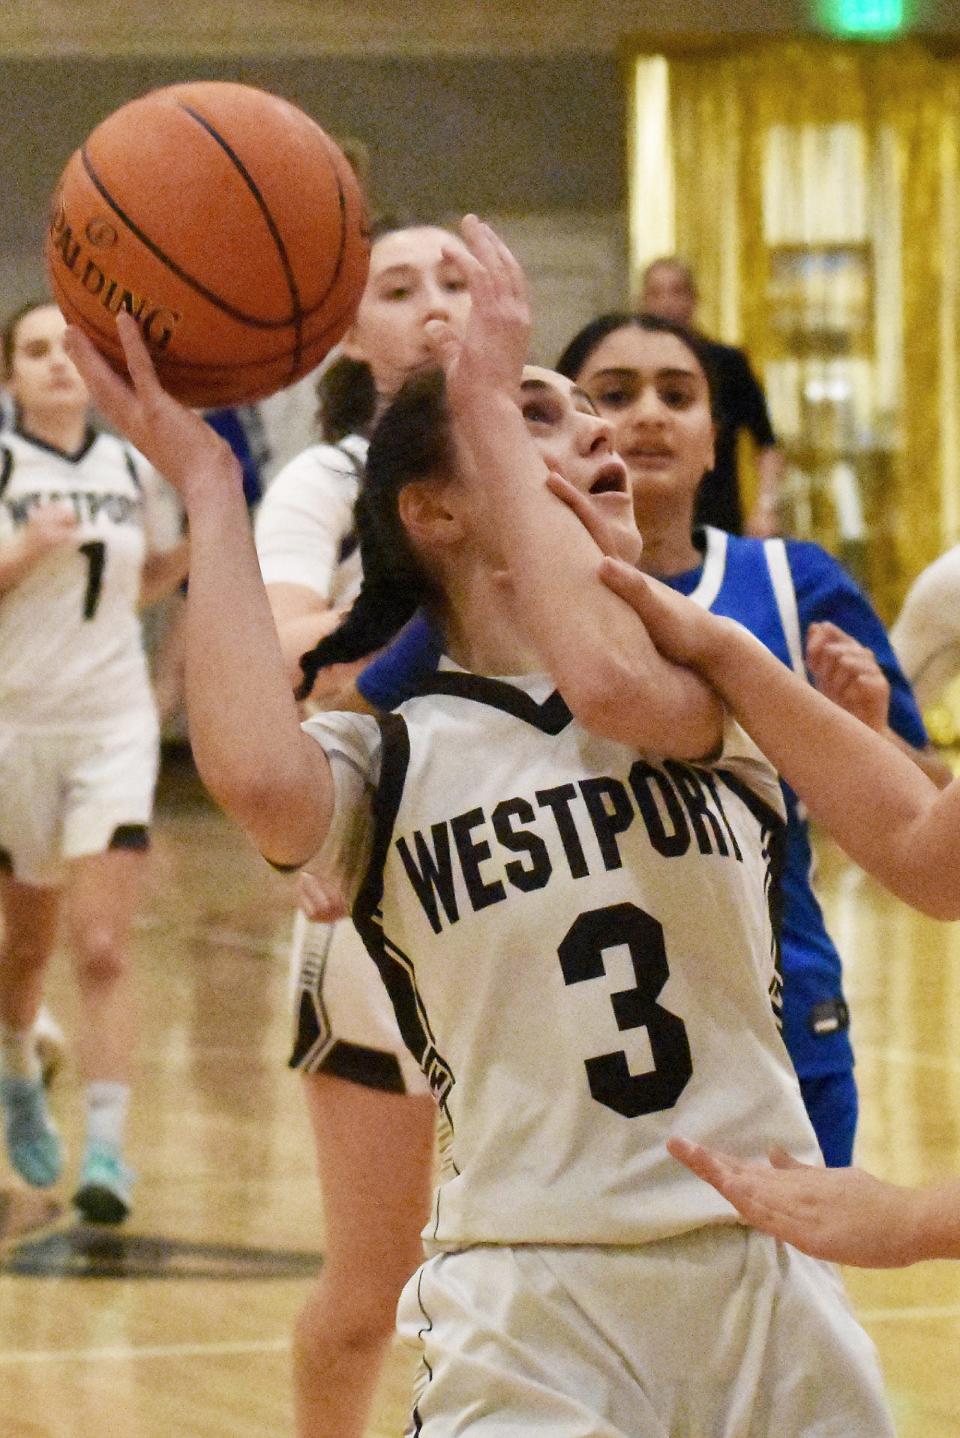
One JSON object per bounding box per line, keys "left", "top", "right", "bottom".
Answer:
{"left": 519, "top": 364, "right": 637, "bottom": 538}
{"left": 574, "top": 328, "right": 715, "bottom": 521}
{"left": 345, "top": 227, "right": 472, "bottom": 397}
{"left": 640, "top": 263, "right": 697, "bottom": 327}
{"left": 7, "top": 305, "right": 89, "bottom": 419}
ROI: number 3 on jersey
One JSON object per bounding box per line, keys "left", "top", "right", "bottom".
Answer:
{"left": 558, "top": 902, "right": 692, "bottom": 1118}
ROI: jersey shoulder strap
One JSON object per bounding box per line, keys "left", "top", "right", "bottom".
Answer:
{"left": 334, "top": 438, "right": 366, "bottom": 481}
{"left": 762, "top": 538, "right": 805, "bottom": 679}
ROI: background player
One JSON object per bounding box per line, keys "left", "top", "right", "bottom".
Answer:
{"left": 0, "top": 300, "right": 187, "bottom": 1223}
{"left": 638, "top": 257, "right": 785, "bottom": 537}
{"left": 253, "top": 224, "right": 472, "bottom": 1438}
{"left": 70, "top": 220, "right": 898, "bottom": 1436}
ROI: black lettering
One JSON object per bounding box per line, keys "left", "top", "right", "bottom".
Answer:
{"left": 491, "top": 798, "right": 552, "bottom": 892}
{"left": 7, "top": 497, "right": 32, "bottom": 525}
{"left": 80, "top": 260, "right": 106, "bottom": 296}
{"left": 579, "top": 777, "right": 634, "bottom": 871}
{"left": 664, "top": 762, "right": 730, "bottom": 857}
{"left": 535, "top": 784, "right": 589, "bottom": 878}
{"left": 628, "top": 761, "right": 690, "bottom": 857}
{"left": 53, "top": 223, "right": 81, "bottom": 272}
{"left": 396, "top": 826, "right": 459, "bottom": 934}
{"left": 450, "top": 808, "right": 506, "bottom": 913}
{"left": 698, "top": 771, "right": 743, "bottom": 861}
{"left": 143, "top": 307, "right": 181, "bottom": 351}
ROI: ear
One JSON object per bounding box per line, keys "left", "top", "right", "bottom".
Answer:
{"left": 397, "top": 478, "right": 466, "bottom": 551}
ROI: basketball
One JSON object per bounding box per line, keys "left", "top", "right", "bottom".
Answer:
{"left": 44, "top": 81, "right": 370, "bottom": 408}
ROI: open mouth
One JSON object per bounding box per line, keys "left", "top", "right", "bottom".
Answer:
{"left": 589, "top": 461, "right": 628, "bottom": 495}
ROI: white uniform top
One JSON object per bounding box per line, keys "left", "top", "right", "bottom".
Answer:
{"left": 254, "top": 434, "right": 367, "bottom": 608}
{"left": 0, "top": 428, "right": 168, "bottom": 731}
{"left": 890, "top": 542, "right": 960, "bottom": 709}
{"left": 303, "top": 665, "right": 822, "bottom": 1251}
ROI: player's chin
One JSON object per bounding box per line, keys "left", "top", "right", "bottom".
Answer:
{"left": 594, "top": 492, "right": 637, "bottom": 526}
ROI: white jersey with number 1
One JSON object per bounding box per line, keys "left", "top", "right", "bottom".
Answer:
{"left": 0, "top": 428, "right": 165, "bottom": 730}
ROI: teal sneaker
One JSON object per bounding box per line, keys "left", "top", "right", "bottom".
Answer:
{"left": 1, "top": 1074, "right": 63, "bottom": 1187}
{"left": 73, "top": 1143, "right": 134, "bottom": 1225}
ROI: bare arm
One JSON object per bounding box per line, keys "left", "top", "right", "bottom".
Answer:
{"left": 431, "top": 218, "right": 723, "bottom": 760}
{"left": 806, "top": 620, "right": 953, "bottom": 790}
{"left": 667, "top": 1137, "right": 960, "bottom": 1266}
{"left": 264, "top": 581, "right": 346, "bottom": 690}
{"left": 139, "top": 535, "right": 190, "bottom": 607}
{"left": 65, "top": 315, "right": 333, "bottom": 868}
{"left": 599, "top": 558, "right": 960, "bottom": 918}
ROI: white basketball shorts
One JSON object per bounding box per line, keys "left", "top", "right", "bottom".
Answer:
{"left": 0, "top": 718, "right": 159, "bottom": 887}
{"left": 398, "top": 1228, "right": 895, "bottom": 1437}
{"left": 288, "top": 908, "right": 431, "bottom": 1096}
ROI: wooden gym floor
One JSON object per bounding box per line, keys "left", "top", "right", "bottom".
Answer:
{"left": 1, "top": 746, "right": 958, "bottom": 1437}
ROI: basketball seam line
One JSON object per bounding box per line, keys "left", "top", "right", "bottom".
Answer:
{"left": 178, "top": 103, "right": 304, "bottom": 372}
{"left": 77, "top": 136, "right": 335, "bottom": 340}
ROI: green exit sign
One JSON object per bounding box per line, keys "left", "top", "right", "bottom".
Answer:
{"left": 818, "top": 0, "right": 906, "bottom": 35}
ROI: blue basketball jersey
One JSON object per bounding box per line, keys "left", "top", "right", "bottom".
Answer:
{"left": 664, "top": 528, "right": 927, "bottom": 1077}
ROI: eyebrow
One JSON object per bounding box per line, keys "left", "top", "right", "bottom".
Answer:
{"left": 587, "top": 365, "right": 700, "bottom": 382}
{"left": 520, "top": 377, "right": 598, "bottom": 414}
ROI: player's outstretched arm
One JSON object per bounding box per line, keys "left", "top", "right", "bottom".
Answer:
{"left": 598, "top": 557, "right": 960, "bottom": 918}
{"left": 667, "top": 1136, "right": 960, "bottom": 1267}
{"left": 64, "top": 316, "right": 333, "bottom": 869}
{"left": 427, "top": 216, "right": 723, "bottom": 761}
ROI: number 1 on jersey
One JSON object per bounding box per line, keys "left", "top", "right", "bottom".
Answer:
{"left": 78, "top": 540, "right": 106, "bottom": 620}
{"left": 558, "top": 902, "right": 693, "bottom": 1118}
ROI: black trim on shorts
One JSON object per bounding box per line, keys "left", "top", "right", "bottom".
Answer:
{"left": 411, "top": 671, "right": 573, "bottom": 734}
{"left": 108, "top": 824, "right": 150, "bottom": 852}
{"left": 0, "top": 847, "right": 13, "bottom": 875}
{"left": 0, "top": 445, "right": 12, "bottom": 498}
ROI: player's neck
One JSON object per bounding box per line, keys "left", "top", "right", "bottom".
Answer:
{"left": 441, "top": 563, "right": 541, "bottom": 678}
{"left": 18, "top": 406, "right": 89, "bottom": 457}
{"left": 637, "top": 505, "right": 701, "bottom": 578}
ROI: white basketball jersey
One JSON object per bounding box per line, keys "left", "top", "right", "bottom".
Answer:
{"left": 307, "top": 669, "right": 821, "bottom": 1251}
{"left": 0, "top": 429, "right": 158, "bottom": 728}
{"left": 255, "top": 435, "right": 366, "bottom": 609}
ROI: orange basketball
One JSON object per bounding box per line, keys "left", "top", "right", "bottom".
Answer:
{"left": 44, "top": 81, "right": 370, "bottom": 408}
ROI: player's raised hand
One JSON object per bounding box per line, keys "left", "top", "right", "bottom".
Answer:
{"left": 805, "top": 621, "right": 890, "bottom": 734}
{"left": 63, "top": 314, "right": 239, "bottom": 501}
{"left": 425, "top": 215, "right": 530, "bottom": 411}
{"left": 667, "top": 1135, "right": 928, "bottom": 1268}
{"left": 23, "top": 501, "right": 79, "bottom": 559}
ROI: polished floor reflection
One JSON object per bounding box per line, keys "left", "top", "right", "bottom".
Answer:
{"left": 1, "top": 750, "right": 957, "bottom": 1437}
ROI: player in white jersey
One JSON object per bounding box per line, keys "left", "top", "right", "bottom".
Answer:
{"left": 68, "top": 220, "right": 895, "bottom": 1436}
{"left": 0, "top": 301, "right": 187, "bottom": 1224}
{"left": 254, "top": 226, "right": 473, "bottom": 1438}
{"left": 889, "top": 541, "right": 960, "bottom": 709}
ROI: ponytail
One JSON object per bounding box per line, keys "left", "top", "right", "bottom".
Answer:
{"left": 296, "top": 367, "right": 453, "bottom": 701}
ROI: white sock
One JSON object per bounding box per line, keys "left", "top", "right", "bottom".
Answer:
{"left": 1, "top": 1022, "right": 42, "bottom": 1082}
{"left": 85, "top": 1081, "right": 131, "bottom": 1152}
